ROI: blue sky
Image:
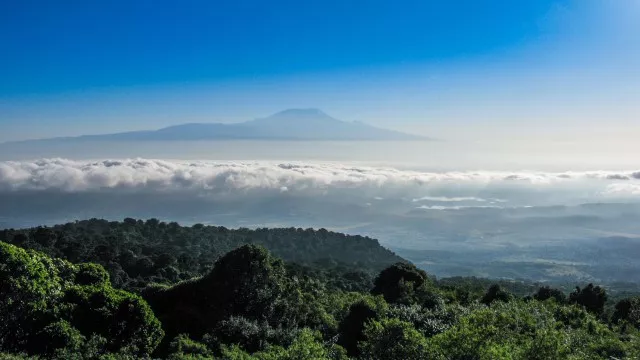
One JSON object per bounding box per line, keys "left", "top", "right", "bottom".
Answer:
{"left": 0, "top": 0, "right": 638, "bottom": 142}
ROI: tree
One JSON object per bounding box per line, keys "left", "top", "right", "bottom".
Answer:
{"left": 533, "top": 286, "right": 566, "bottom": 304}
{"left": 62, "top": 285, "right": 164, "bottom": 356}
{"left": 91, "top": 244, "right": 116, "bottom": 263}
{"left": 133, "top": 257, "right": 155, "bottom": 277}
{"left": 205, "top": 316, "right": 298, "bottom": 354}
{"left": 0, "top": 241, "right": 164, "bottom": 357}
{"left": 75, "top": 263, "right": 110, "bottom": 286}
{"left": 386, "top": 304, "right": 459, "bottom": 338}
{"left": 33, "top": 227, "right": 57, "bottom": 248}
{"left": 155, "top": 253, "right": 178, "bottom": 268}
{"left": 430, "top": 301, "right": 563, "bottom": 359}
{"left": 429, "top": 300, "right": 632, "bottom": 360}
{"left": 0, "top": 241, "right": 67, "bottom": 353}
{"left": 33, "top": 320, "right": 85, "bottom": 356}
{"left": 359, "top": 318, "right": 430, "bottom": 360}
{"left": 337, "top": 297, "right": 388, "bottom": 357}
{"left": 480, "top": 284, "right": 513, "bottom": 305}
{"left": 201, "top": 245, "right": 290, "bottom": 325}
{"left": 142, "top": 244, "right": 294, "bottom": 348}
{"left": 613, "top": 297, "right": 640, "bottom": 328}
{"left": 221, "top": 329, "right": 347, "bottom": 360}
{"left": 167, "top": 334, "right": 213, "bottom": 359}
{"left": 569, "top": 284, "right": 607, "bottom": 315}
{"left": 371, "top": 262, "right": 432, "bottom": 305}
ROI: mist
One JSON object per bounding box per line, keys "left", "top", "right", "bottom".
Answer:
{"left": 2, "top": 155, "right": 640, "bottom": 284}
{"left": 2, "top": 138, "right": 640, "bottom": 171}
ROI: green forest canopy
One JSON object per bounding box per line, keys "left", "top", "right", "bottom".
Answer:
{"left": 1, "top": 219, "right": 639, "bottom": 359}
{"left": 0, "top": 218, "right": 404, "bottom": 292}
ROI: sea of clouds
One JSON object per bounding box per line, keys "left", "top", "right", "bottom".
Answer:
{"left": 0, "top": 159, "right": 639, "bottom": 206}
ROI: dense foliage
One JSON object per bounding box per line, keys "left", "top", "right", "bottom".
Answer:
{"left": 0, "top": 241, "right": 163, "bottom": 358}
{"left": 0, "top": 219, "right": 403, "bottom": 291}
{"left": 1, "top": 219, "right": 640, "bottom": 359}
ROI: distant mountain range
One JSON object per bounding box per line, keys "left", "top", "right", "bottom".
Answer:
{"left": 9, "top": 109, "right": 428, "bottom": 143}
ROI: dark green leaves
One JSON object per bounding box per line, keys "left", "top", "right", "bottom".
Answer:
{"left": 0, "top": 241, "right": 163, "bottom": 357}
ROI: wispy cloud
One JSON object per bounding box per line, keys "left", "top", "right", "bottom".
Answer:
{"left": 412, "top": 196, "right": 495, "bottom": 203}
{"left": 604, "top": 183, "right": 640, "bottom": 196}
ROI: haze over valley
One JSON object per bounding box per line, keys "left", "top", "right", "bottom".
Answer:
{"left": 2, "top": 154, "right": 639, "bottom": 284}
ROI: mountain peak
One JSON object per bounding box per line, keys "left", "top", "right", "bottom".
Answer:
{"left": 249, "top": 108, "right": 341, "bottom": 126}
{"left": 273, "top": 108, "right": 326, "bottom": 116}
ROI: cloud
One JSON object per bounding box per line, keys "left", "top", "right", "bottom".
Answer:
{"left": 603, "top": 183, "right": 640, "bottom": 196}
{"left": 415, "top": 205, "right": 533, "bottom": 211}
{"left": 412, "top": 196, "right": 489, "bottom": 203}
{"left": 606, "top": 172, "right": 640, "bottom": 180}
{"left": 0, "top": 159, "right": 639, "bottom": 204}
{"left": 417, "top": 205, "right": 497, "bottom": 210}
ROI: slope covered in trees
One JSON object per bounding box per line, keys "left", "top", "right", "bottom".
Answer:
{"left": 0, "top": 219, "right": 404, "bottom": 291}
{"left": 1, "top": 220, "right": 640, "bottom": 359}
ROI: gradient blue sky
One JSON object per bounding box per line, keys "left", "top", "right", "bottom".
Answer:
{"left": 0, "top": 0, "right": 638, "bottom": 142}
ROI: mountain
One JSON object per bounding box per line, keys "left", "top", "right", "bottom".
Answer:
{"left": 9, "top": 109, "right": 428, "bottom": 143}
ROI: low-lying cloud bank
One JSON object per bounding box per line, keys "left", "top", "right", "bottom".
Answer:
{"left": 0, "top": 159, "right": 639, "bottom": 204}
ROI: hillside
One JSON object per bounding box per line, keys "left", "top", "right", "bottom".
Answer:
{"left": 0, "top": 218, "right": 405, "bottom": 291}
{"left": 2, "top": 236, "right": 640, "bottom": 359}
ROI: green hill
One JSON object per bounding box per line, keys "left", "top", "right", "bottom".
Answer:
{"left": 0, "top": 218, "right": 404, "bottom": 291}
{"left": 2, "top": 239, "right": 639, "bottom": 359}
{"left": 2, "top": 219, "right": 640, "bottom": 359}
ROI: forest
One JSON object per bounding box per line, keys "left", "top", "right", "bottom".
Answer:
{"left": 1, "top": 219, "right": 640, "bottom": 359}
{"left": 0, "top": 219, "right": 404, "bottom": 292}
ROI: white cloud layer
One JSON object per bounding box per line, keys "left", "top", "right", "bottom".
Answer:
{"left": 412, "top": 196, "right": 501, "bottom": 203}
{"left": 0, "top": 159, "right": 639, "bottom": 202}
{"left": 416, "top": 205, "right": 533, "bottom": 211}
